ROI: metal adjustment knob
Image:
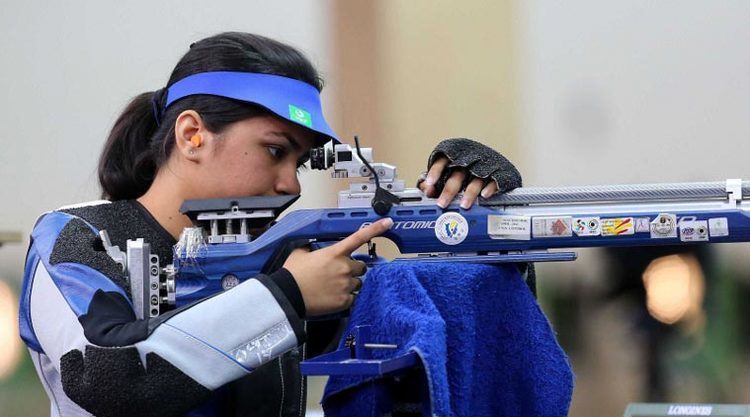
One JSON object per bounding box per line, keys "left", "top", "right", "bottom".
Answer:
{"left": 371, "top": 187, "right": 400, "bottom": 215}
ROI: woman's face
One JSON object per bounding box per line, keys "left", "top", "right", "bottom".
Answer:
{"left": 181, "top": 114, "right": 317, "bottom": 199}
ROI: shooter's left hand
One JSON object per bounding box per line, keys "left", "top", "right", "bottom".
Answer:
{"left": 418, "top": 138, "right": 522, "bottom": 209}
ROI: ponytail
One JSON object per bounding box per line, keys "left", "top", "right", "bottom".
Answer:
{"left": 98, "top": 92, "right": 160, "bottom": 200}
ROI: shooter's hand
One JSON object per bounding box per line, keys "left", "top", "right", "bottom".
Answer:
{"left": 418, "top": 138, "right": 522, "bottom": 209}
{"left": 283, "top": 218, "right": 394, "bottom": 316}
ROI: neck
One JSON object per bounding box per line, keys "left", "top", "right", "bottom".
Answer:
{"left": 137, "top": 173, "right": 194, "bottom": 240}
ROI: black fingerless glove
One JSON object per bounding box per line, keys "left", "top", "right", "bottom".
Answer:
{"left": 427, "top": 138, "right": 536, "bottom": 296}
{"left": 427, "top": 138, "right": 522, "bottom": 194}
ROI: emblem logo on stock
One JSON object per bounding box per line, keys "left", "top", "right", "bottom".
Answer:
{"left": 435, "top": 212, "right": 469, "bottom": 245}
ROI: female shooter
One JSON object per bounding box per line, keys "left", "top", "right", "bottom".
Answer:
{"left": 18, "top": 32, "right": 521, "bottom": 417}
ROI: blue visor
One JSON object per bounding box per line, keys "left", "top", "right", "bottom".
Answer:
{"left": 165, "top": 71, "right": 339, "bottom": 144}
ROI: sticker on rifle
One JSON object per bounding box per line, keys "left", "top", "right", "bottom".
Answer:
{"left": 435, "top": 212, "right": 469, "bottom": 245}
{"left": 572, "top": 217, "right": 601, "bottom": 236}
{"left": 650, "top": 213, "right": 677, "bottom": 238}
{"left": 635, "top": 217, "right": 651, "bottom": 233}
{"left": 532, "top": 216, "right": 572, "bottom": 238}
{"left": 221, "top": 274, "right": 240, "bottom": 290}
{"left": 708, "top": 217, "right": 729, "bottom": 237}
{"left": 601, "top": 217, "right": 635, "bottom": 236}
{"left": 679, "top": 217, "right": 709, "bottom": 242}
{"left": 488, "top": 215, "right": 531, "bottom": 240}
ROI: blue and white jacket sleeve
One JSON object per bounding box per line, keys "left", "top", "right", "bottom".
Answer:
{"left": 19, "top": 211, "right": 306, "bottom": 417}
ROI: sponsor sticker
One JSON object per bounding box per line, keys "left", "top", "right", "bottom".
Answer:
{"left": 601, "top": 217, "right": 635, "bottom": 236}
{"left": 708, "top": 217, "right": 729, "bottom": 237}
{"left": 650, "top": 213, "right": 677, "bottom": 239}
{"left": 635, "top": 217, "right": 651, "bottom": 233}
{"left": 679, "top": 217, "right": 709, "bottom": 242}
{"left": 435, "top": 212, "right": 469, "bottom": 245}
{"left": 288, "top": 104, "right": 312, "bottom": 127}
{"left": 488, "top": 215, "right": 531, "bottom": 240}
{"left": 572, "top": 217, "right": 601, "bottom": 236}
{"left": 532, "top": 216, "right": 572, "bottom": 238}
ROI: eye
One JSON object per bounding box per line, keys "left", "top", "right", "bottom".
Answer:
{"left": 266, "top": 146, "right": 285, "bottom": 160}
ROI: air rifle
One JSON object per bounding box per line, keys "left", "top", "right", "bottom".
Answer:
{"left": 101, "top": 138, "right": 750, "bottom": 320}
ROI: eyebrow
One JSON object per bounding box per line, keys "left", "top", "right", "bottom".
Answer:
{"left": 266, "top": 130, "right": 310, "bottom": 165}
{"left": 267, "top": 131, "right": 301, "bottom": 152}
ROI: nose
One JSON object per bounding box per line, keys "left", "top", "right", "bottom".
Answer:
{"left": 274, "top": 165, "right": 301, "bottom": 195}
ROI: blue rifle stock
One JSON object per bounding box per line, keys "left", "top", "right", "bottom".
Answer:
{"left": 106, "top": 140, "right": 750, "bottom": 324}
{"left": 167, "top": 179, "right": 750, "bottom": 308}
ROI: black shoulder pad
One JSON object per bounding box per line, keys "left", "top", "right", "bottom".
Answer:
{"left": 61, "top": 346, "right": 211, "bottom": 417}
{"left": 49, "top": 218, "right": 130, "bottom": 296}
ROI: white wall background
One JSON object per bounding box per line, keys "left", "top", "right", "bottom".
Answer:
{"left": 517, "top": 0, "right": 750, "bottom": 186}
{"left": 0, "top": 1, "right": 336, "bottom": 283}
{"left": 517, "top": 0, "right": 750, "bottom": 275}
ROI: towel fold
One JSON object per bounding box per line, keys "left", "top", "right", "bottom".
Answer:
{"left": 322, "top": 262, "right": 574, "bottom": 417}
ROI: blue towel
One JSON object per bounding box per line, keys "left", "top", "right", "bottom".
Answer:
{"left": 321, "top": 262, "right": 574, "bottom": 417}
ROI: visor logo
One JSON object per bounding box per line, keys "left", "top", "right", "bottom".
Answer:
{"left": 289, "top": 104, "right": 312, "bottom": 127}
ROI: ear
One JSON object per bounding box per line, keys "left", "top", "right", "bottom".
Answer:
{"left": 173, "top": 110, "right": 207, "bottom": 162}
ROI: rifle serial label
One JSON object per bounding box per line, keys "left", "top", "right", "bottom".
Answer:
{"left": 488, "top": 215, "right": 531, "bottom": 240}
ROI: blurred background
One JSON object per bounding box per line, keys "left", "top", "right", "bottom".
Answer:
{"left": 1, "top": 1, "right": 749, "bottom": 415}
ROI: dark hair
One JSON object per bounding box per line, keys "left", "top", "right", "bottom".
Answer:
{"left": 98, "top": 32, "right": 323, "bottom": 200}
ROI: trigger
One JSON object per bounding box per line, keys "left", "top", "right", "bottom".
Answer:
{"left": 352, "top": 241, "right": 387, "bottom": 267}
{"left": 368, "top": 241, "right": 377, "bottom": 257}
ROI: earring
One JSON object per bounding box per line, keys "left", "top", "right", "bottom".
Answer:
{"left": 189, "top": 149, "right": 195, "bottom": 155}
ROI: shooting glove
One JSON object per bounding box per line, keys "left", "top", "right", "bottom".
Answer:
{"left": 426, "top": 137, "right": 522, "bottom": 194}
{"left": 424, "top": 138, "right": 536, "bottom": 296}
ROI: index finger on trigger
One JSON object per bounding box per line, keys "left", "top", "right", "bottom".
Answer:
{"left": 330, "top": 218, "right": 394, "bottom": 255}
